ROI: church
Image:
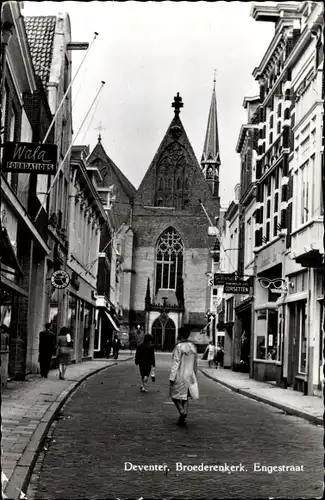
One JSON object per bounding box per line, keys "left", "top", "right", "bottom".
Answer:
{"left": 87, "top": 87, "right": 221, "bottom": 351}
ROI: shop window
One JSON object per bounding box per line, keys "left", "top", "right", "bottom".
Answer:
{"left": 255, "top": 309, "right": 279, "bottom": 360}
{"left": 67, "top": 293, "right": 77, "bottom": 341}
{"left": 0, "top": 291, "right": 14, "bottom": 333}
{"left": 49, "top": 288, "right": 59, "bottom": 335}
{"left": 83, "top": 303, "right": 93, "bottom": 357}
{"left": 298, "top": 301, "right": 307, "bottom": 374}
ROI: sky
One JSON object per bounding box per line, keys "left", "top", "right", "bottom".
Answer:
{"left": 22, "top": 1, "right": 276, "bottom": 207}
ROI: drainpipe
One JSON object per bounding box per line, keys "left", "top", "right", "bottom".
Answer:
{"left": 304, "top": 268, "right": 310, "bottom": 395}
{"left": 305, "top": 267, "right": 314, "bottom": 395}
{"left": 250, "top": 256, "right": 257, "bottom": 378}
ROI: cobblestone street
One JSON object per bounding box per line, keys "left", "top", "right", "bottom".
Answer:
{"left": 31, "top": 356, "right": 322, "bottom": 499}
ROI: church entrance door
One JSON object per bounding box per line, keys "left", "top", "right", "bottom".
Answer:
{"left": 163, "top": 318, "right": 176, "bottom": 351}
{"left": 152, "top": 319, "right": 163, "bottom": 350}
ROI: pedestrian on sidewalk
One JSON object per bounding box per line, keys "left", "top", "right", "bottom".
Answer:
{"left": 169, "top": 327, "right": 199, "bottom": 426}
{"left": 129, "top": 332, "right": 137, "bottom": 355}
{"left": 105, "top": 335, "right": 112, "bottom": 358}
{"left": 204, "top": 341, "right": 216, "bottom": 368}
{"left": 112, "top": 332, "right": 121, "bottom": 359}
{"left": 38, "top": 323, "right": 56, "bottom": 378}
{"left": 215, "top": 343, "right": 224, "bottom": 368}
{"left": 135, "top": 334, "right": 155, "bottom": 393}
{"left": 57, "top": 327, "right": 72, "bottom": 380}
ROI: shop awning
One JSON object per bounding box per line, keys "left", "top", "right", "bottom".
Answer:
{"left": 104, "top": 311, "right": 120, "bottom": 332}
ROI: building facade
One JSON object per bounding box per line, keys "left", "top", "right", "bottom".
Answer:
{"left": 86, "top": 136, "right": 137, "bottom": 355}
{"left": 218, "top": 189, "right": 240, "bottom": 368}
{"left": 66, "top": 145, "right": 109, "bottom": 362}
{"left": 248, "top": 1, "right": 323, "bottom": 394}
{"left": 118, "top": 91, "right": 221, "bottom": 350}
{"left": 234, "top": 96, "right": 259, "bottom": 374}
{"left": 284, "top": 1, "right": 324, "bottom": 394}
{"left": 1, "top": 2, "right": 53, "bottom": 379}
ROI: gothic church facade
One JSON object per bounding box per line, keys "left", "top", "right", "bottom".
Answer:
{"left": 88, "top": 89, "right": 221, "bottom": 350}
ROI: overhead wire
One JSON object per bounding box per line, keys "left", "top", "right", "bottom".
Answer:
{"left": 34, "top": 81, "right": 106, "bottom": 223}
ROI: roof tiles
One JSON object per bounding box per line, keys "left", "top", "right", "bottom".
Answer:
{"left": 24, "top": 16, "right": 57, "bottom": 89}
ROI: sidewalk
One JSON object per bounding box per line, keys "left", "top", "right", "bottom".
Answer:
{"left": 1, "top": 354, "right": 133, "bottom": 500}
{"left": 200, "top": 365, "right": 323, "bottom": 427}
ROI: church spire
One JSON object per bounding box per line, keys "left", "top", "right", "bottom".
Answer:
{"left": 201, "top": 74, "right": 221, "bottom": 198}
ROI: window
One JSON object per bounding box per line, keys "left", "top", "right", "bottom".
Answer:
{"left": 155, "top": 227, "right": 183, "bottom": 292}
{"left": 226, "top": 297, "right": 234, "bottom": 322}
{"left": 273, "top": 216, "right": 278, "bottom": 236}
{"left": 300, "top": 164, "right": 309, "bottom": 224}
{"left": 176, "top": 178, "right": 181, "bottom": 190}
{"left": 255, "top": 309, "right": 278, "bottom": 360}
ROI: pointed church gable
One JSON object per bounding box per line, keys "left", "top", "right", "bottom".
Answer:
{"left": 88, "top": 142, "right": 136, "bottom": 199}
{"left": 87, "top": 141, "right": 136, "bottom": 226}
{"left": 134, "top": 115, "right": 217, "bottom": 216}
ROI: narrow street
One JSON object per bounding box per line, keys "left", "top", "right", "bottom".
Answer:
{"left": 31, "top": 355, "right": 322, "bottom": 500}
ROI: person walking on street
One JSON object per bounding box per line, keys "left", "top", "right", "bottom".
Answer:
{"left": 135, "top": 334, "right": 155, "bottom": 393}
{"left": 57, "top": 327, "right": 72, "bottom": 380}
{"left": 169, "top": 327, "right": 199, "bottom": 426}
{"left": 38, "top": 323, "right": 56, "bottom": 378}
{"left": 105, "top": 336, "right": 112, "bottom": 359}
{"left": 112, "top": 332, "right": 121, "bottom": 359}
{"left": 204, "top": 341, "right": 216, "bottom": 368}
{"left": 215, "top": 343, "right": 224, "bottom": 368}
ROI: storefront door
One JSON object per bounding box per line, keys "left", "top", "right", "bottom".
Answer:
{"left": 288, "top": 301, "right": 307, "bottom": 387}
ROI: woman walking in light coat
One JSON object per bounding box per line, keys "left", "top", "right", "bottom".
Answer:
{"left": 169, "top": 327, "right": 199, "bottom": 426}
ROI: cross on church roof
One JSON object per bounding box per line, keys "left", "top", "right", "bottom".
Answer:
{"left": 95, "top": 122, "right": 105, "bottom": 143}
{"left": 172, "top": 92, "right": 183, "bottom": 116}
{"left": 213, "top": 69, "right": 217, "bottom": 91}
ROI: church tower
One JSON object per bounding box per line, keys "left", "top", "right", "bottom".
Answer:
{"left": 201, "top": 76, "right": 221, "bottom": 206}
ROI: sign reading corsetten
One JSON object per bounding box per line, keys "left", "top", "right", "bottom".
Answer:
{"left": 224, "top": 280, "right": 250, "bottom": 294}
{"left": 3, "top": 142, "right": 57, "bottom": 174}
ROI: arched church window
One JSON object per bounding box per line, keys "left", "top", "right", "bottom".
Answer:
{"left": 155, "top": 227, "right": 183, "bottom": 292}
{"left": 184, "top": 178, "right": 189, "bottom": 190}
{"left": 168, "top": 178, "right": 172, "bottom": 190}
{"left": 159, "top": 178, "right": 163, "bottom": 190}
{"left": 176, "top": 178, "right": 181, "bottom": 190}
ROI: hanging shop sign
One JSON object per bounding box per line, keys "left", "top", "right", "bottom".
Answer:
{"left": 51, "top": 270, "right": 70, "bottom": 289}
{"left": 223, "top": 280, "right": 250, "bottom": 294}
{"left": 214, "top": 273, "right": 237, "bottom": 285}
{"left": 3, "top": 142, "right": 57, "bottom": 174}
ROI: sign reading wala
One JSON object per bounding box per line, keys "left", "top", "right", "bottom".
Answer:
{"left": 3, "top": 142, "right": 57, "bottom": 174}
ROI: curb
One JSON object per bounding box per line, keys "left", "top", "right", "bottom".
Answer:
{"left": 4, "top": 361, "right": 120, "bottom": 500}
{"left": 200, "top": 369, "right": 323, "bottom": 427}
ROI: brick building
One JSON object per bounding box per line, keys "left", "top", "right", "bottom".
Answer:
{"left": 86, "top": 89, "right": 221, "bottom": 351}
{"left": 125, "top": 91, "right": 220, "bottom": 350}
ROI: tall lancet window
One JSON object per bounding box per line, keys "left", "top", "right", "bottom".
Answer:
{"left": 155, "top": 227, "right": 183, "bottom": 292}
